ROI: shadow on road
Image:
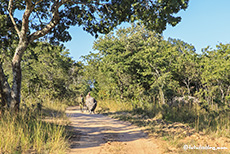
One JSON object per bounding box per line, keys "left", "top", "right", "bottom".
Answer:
{"left": 66, "top": 106, "right": 148, "bottom": 150}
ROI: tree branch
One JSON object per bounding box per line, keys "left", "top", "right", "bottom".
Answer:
{"left": 8, "top": 0, "right": 20, "bottom": 35}
{"left": 21, "top": 0, "right": 34, "bottom": 39}
{"left": 60, "top": 0, "right": 110, "bottom": 8}
{"left": 35, "top": 0, "right": 45, "bottom": 5}
{"left": 29, "top": 1, "right": 61, "bottom": 42}
{"left": 60, "top": 0, "right": 88, "bottom": 5}
{"left": 29, "top": 0, "right": 110, "bottom": 42}
{"left": 147, "top": 61, "right": 160, "bottom": 77}
{"left": 35, "top": 11, "right": 45, "bottom": 25}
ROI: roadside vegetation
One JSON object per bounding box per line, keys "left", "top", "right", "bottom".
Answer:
{"left": 84, "top": 25, "right": 230, "bottom": 153}
{"left": 1, "top": 23, "right": 229, "bottom": 153}
{"left": 0, "top": 42, "right": 79, "bottom": 153}
{"left": 1, "top": 2, "right": 229, "bottom": 152}
{"left": 0, "top": 98, "right": 70, "bottom": 154}
{"left": 97, "top": 99, "right": 230, "bottom": 153}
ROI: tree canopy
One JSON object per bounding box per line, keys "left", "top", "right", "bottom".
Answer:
{"left": 0, "top": 0, "right": 190, "bottom": 111}
{"left": 2, "top": 0, "right": 189, "bottom": 42}
{"left": 81, "top": 24, "right": 230, "bottom": 110}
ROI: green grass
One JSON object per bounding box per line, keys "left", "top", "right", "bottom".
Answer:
{"left": 42, "top": 98, "right": 69, "bottom": 119}
{"left": 0, "top": 98, "right": 70, "bottom": 154}
{"left": 97, "top": 99, "right": 230, "bottom": 153}
{"left": 96, "top": 99, "right": 133, "bottom": 113}
{"left": 98, "top": 99, "right": 230, "bottom": 137}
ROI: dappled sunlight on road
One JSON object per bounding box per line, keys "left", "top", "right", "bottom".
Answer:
{"left": 66, "top": 106, "right": 160, "bottom": 154}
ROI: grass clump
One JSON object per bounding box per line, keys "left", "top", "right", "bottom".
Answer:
{"left": 98, "top": 99, "right": 230, "bottom": 153}
{"left": 0, "top": 98, "right": 70, "bottom": 154}
{"left": 96, "top": 99, "right": 133, "bottom": 113}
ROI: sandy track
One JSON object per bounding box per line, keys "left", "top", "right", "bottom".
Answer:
{"left": 66, "top": 106, "right": 160, "bottom": 154}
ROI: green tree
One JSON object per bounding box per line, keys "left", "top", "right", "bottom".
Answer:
{"left": 200, "top": 44, "right": 230, "bottom": 107}
{"left": 81, "top": 52, "right": 103, "bottom": 97}
{"left": 169, "top": 38, "right": 200, "bottom": 96}
{"left": 21, "top": 42, "right": 75, "bottom": 100}
{"left": 85, "top": 25, "right": 203, "bottom": 106}
{"left": 136, "top": 38, "right": 180, "bottom": 104}
{"left": 0, "top": 0, "right": 190, "bottom": 111}
{"left": 89, "top": 25, "right": 181, "bottom": 104}
{"left": 92, "top": 25, "right": 148, "bottom": 100}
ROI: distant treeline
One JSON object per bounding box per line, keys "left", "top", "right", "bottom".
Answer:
{"left": 1, "top": 24, "right": 230, "bottom": 111}
{"left": 80, "top": 25, "right": 230, "bottom": 111}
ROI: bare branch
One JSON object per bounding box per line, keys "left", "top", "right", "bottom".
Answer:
{"left": 60, "top": 0, "right": 86, "bottom": 5}
{"left": 8, "top": 0, "right": 20, "bottom": 35}
{"left": 29, "top": 19, "right": 58, "bottom": 42}
{"left": 8, "top": 0, "right": 13, "bottom": 13}
{"left": 35, "top": 0, "right": 45, "bottom": 5}
{"left": 104, "top": 4, "right": 111, "bottom": 13}
{"left": 60, "top": 0, "right": 110, "bottom": 7}
{"left": 21, "top": 0, "right": 34, "bottom": 38}
{"left": 147, "top": 61, "right": 160, "bottom": 77}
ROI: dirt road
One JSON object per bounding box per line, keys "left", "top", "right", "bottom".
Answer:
{"left": 66, "top": 106, "right": 160, "bottom": 154}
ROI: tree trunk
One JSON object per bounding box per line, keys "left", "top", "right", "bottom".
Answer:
{"left": 219, "top": 85, "right": 225, "bottom": 104}
{"left": 0, "top": 63, "right": 11, "bottom": 108}
{"left": 159, "top": 86, "right": 165, "bottom": 104}
{"left": 11, "top": 62, "right": 22, "bottom": 112}
{"left": 119, "top": 81, "right": 124, "bottom": 99}
{"left": 118, "top": 78, "right": 124, "bottom": 99}
{"left": 6, "top": 0, "right": 60, "bottom": 112}
{"left": 10, "top": 41, "right": 27, "bottom": 112}
{"left": 183, "top": 78, "right": 190, "bottom": 95}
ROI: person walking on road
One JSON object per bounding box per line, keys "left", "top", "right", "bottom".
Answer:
{"left": 79, "top": 94, "right": 85, "bottom": 112}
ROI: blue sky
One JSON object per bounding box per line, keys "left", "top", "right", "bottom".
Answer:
{"left": 64, "top": 0, "right": 230, "bottom": 61}
{"left": 163, "top": 0, "right": 230, "bottom": 54}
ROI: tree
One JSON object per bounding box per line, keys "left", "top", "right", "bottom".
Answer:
{"left": 169, "top": 38, "right": 200, "bottom": 96}
{"left": 81, "top": 52, "right": 103, "bottom": 97}
{"left": 21, "top": 42, "right": 75, "bottom": 100}
{"left": 0, "top": 6, "right": 20, "bottom": 108}
{"left": 91, "top": 25, "right": 180, "bottom": 103}
{"left": 0, "top": 0, "right": 189, "bottom": 111}
{"left": 200, "top": 44, "right": 230, "bottom": 107}
{"left": 91, "top": 25, "right": 146, "bottom": 99}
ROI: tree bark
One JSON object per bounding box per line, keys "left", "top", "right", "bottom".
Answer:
{"left": 10, "top": 41, "right": 28, "bottom": 112}
{"left": 159, "top": 86, "right": 165, "bottom": 104}
{"left": 118, "top": 75, "right": 124, "bottom": 99}
{"left": 0, "top": 63, "right": 11, "bottom": 108}
{"left": 183, "top": 78, "right": 190, "bottom": 95}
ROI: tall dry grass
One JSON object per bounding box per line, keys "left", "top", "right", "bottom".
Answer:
{"left": 96, "top": 99, "right": 133, "bottom": 113}
{"left": 97, "top": 99, "right": 230, "bottom": 137}
{"left": 0, "top": 98, "right": 70, "bottom": 154}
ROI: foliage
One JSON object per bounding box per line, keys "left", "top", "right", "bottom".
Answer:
{"left": 82, "top": 25, "right": 181, "bottom": 103}
{"left": 0, "top": 41, "right": 81, "bottom": 104}
{"left": 82, "top": 24, "right": 230, "bottom": 109}
{"left": 1, "top": 0, "right": 190, "bottom": 40}
{"left": 81, "top": 25, "right": 230, "bottom": 138}
{"left": 200, "top": 44, "right": 230, "bottom": 107}
{"left": 1, "top": 0, "right": 190, "bottom": 111}
{"left": 21, "top": 42, "right": 77, "bottom": 100}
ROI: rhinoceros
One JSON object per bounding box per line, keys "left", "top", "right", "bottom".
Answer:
{"left": 85, "top": 96, "right": 97, "bottom": 114}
